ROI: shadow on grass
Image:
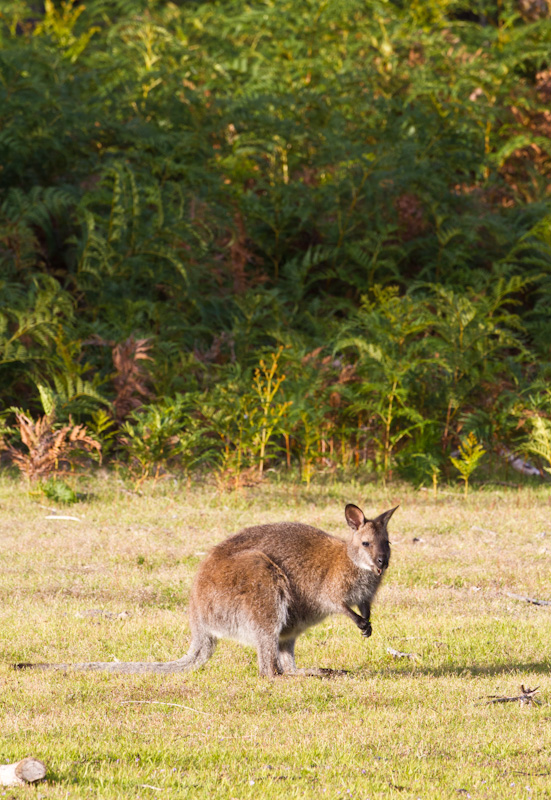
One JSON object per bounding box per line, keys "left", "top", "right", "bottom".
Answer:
{"left": 360, "top": 659, "right": 551, "bottom": 678}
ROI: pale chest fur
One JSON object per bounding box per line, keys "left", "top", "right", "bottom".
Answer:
{"left": 343, "top": 566, "right": 382, "bottom": 607}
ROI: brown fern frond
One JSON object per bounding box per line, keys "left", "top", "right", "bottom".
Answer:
{"left": 7, "top": 412, "right": 101, "bottom": 480}
{"left": 216, "top": 213, "right": 267, "bottom": 294}
{"left": 68, "top": 422, "right": 101, "bottom": 450}
{"left": 8, "top": 413, "right": 58, "bottom": 480}
{"left": 517, "top": 0, "right": 549, "bottom": 21}
{"left": 112, "top": 336, "right": 153, "bottom": 423}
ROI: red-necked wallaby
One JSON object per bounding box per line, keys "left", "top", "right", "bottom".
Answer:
{"left": 16, "top": 504, "right": 396, "bottom": 678}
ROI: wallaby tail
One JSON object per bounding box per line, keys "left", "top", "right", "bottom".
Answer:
{"left": 14, "top": 634, "right": 217, "bottom": 675}
{"left": 15, "top": 658, "right": 192, "bottom": 674}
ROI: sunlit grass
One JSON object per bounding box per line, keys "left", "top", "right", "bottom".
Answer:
{"left": 0, "top": 473, "right": 550, "bottom": 798}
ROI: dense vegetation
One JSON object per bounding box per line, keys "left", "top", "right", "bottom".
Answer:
{"left": 1, "top": 0, "right": 551, "bottom": 488}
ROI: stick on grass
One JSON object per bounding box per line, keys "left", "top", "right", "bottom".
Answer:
{"left": 505, "top": 592, "right": 551, "bottom": 607}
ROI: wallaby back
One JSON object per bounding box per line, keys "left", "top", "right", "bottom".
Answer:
{"left": 15, "top": 503, "right": 397, "bottom": 678}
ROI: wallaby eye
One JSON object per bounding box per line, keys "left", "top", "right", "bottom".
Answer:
{"left": 362, "top": 541, "right": 371, "bottom": 548}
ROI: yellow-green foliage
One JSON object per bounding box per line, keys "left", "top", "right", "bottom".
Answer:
{"left": 450, "top": 432, "right": 486, "bottom": 495}
{"left": 251, "top": 347, "right": 292, "bottom": 477}
{"left": 2, "top": 0, "right": 551, "bottom": 485}
{"left": 526, "top": 416, "right": 551, "bottom": 474}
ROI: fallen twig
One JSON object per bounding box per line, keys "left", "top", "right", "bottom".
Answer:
{"left": 505, "top": 592, "right": 551, "bottom": 607}
{"left": 120, "top": 700, "right": 207, "bottom": 714}
{"left": 514, "top": 771, "right": 551, "bottom": 776}
{"left": 479, "top": 481, "right": 521, "bottom": 488}
{"left": 45, "top": 515, "right": 82, "bottom": 522}
{"left": 486, "top": 685, "right": 541, "bottom": 706}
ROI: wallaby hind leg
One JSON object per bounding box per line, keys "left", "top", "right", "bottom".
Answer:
{"left": 209, "top": 549, "right": 291, "bottom": 677}
{"left": 278, "top": 638, "right": 296, "bottom": 673}
{"left": 255, "top": 634, "right": 283, "bottom": 677}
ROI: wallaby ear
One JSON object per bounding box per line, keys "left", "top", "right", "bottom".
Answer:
{"left": 345, "top": 504, "right": 367, "bottom": 531}
{"left": 374, "top": 505, "right": 399, "bottom": 528}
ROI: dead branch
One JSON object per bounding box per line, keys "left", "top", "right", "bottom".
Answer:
{"left": 471, "top": 525, "right": 498, "bottom": 536}
{"left": 496, "top": 445, "right": 543, "bottom": 477}
{"left": 505, "top": 592, "right": 551, "bottom": 607}
{"left": 486, "top": 685, "right": 541, "bottom": 706}
{"left": 0, "top": 757, "right": 46, "bottom": 786}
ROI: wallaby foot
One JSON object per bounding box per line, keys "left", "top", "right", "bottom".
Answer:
{"left": 278, "top": 638, "right": 296, "bottom": 673}
{"left": 357, "top": 617, "right": 372, "bottom": 638}
{"left": 256, "top": 636, "right": 284, "bottom": 677}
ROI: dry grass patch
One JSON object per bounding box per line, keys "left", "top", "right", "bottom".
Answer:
{"left": 0, "top": 475, "right": 550, "bottom": 798}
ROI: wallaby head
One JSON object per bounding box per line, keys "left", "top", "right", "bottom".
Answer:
{"left": 344, "top": 503, "right": 396, "bottom": 576}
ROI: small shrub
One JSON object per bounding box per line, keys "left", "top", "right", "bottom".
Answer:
{"left": 39, "top": 476, "right": 78, "bottom": 505}
{"left": 525, "top": 416, "right": 551, "bottom": 475}
{"left": 450, "top": 432, "right": 486, "bottom": 496}
{"left": 251, "top": 347, "right": 292, "bottom": 478}
{"left": 118, "top": 395, "right": 207, "bottom": 485}
{"left": 2, "top": 411, "right": 101, "bottom": 481}
{"left": 206, "top": 349, "right": 291, "bottom": 489}
{"left": 88, "top": 409, "right": 118, "bottom": 461}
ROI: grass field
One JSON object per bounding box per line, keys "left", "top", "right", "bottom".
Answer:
{"left": 0, "top": 473, "right": 550, "bottom": 799}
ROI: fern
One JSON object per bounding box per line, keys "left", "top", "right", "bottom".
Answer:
{"left": 525, "top": 416, "right": 551, "bottom": 474}
{"left": 450, "top": 432, "right": 486, "bottom": 495}
{"left": 2, "top": 410, "right": 101, "bottom": 480}
{"left": 0, "top": 277, "right": 73, "bottom": 366}
{"left": 1, "top": 0, "right": 551, "bottom": 484}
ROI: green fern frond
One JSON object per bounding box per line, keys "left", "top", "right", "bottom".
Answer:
{"left": 525, "top": 416, "right": 551, "bottom": 473}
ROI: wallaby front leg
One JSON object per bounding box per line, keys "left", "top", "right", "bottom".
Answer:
{"left": 357, "top": 601, "right": 372, "bottom": 638}
{"left": 342, "top": 604, "right": 372, "bottom": 638}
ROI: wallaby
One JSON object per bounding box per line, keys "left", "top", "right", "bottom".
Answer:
{"left": 16, "top": 504, "right": 396, "bottom": 678}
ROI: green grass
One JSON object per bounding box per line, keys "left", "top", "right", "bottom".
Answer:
{"left": 1, "top": 474, "right": 550, "bottom": 798}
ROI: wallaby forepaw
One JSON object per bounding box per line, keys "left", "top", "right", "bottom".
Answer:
{"left": 358, "top": 619, "right": 372, "bottom": 638}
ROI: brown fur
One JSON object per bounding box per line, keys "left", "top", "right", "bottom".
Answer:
{"left": 15, "top": 504, "right": 397, "bottom": 678}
